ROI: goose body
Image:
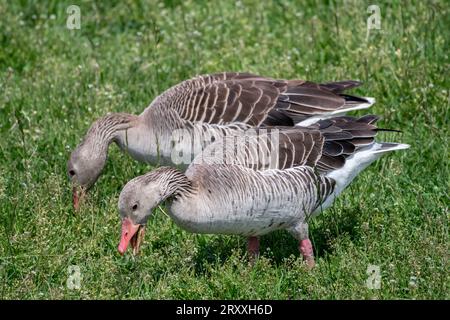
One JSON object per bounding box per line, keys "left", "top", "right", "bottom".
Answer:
{"left": 68, "top": 72, "right": 374, "bottom": 208}
{"left": 117, "top": 115, "right": 409, "bottom": 267}
{"left": 170, "top": 165, "right": 333, "bottom": 236}
{"left": 114, "top": 72, "right": 374, "bottom": 165}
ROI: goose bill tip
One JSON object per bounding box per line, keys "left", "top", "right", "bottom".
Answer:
{"left": 72, "top": 186, "right": 80, "bottom": 210}
{"left": 118, "top": 219, "right": 144, "bottom": 255}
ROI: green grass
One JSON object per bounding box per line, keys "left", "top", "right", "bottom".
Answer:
{"left": 0, "top": 0, "right": 448, "bottom": 299}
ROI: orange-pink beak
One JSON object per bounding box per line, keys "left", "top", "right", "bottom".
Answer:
{"left": 118, "top": 218, "right": 145, "bottom": 255}
{"left": 72, "top": 186, "right": 80, "bottom": 210}
{"left": 72, "top": 186, "right": 86, "bottom": 211}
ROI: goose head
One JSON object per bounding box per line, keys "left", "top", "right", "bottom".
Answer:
{"left": 116, "top": 174, "right": 166, "bottom": 255}
{"left": 67, "top": 113, "right": 138, "bottom": 210}
{"left": 67, "top": 140, "right": 108, "bottom": 210}
{"left": 117, "top": 167, "right": 192, "bottom": 255}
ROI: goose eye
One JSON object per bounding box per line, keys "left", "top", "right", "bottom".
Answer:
{"left": 69, "top": 170, "right": 76, "bottom": 177}
{"left": 132, "top": 204, "right": 138, "bottom": 211}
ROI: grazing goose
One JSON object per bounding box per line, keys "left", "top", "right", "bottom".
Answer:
{"left": 116, "top": 115, "right": 409, "bottom": 268}
{"left": 67, "top": 72, "right": 374, "bottom": 209}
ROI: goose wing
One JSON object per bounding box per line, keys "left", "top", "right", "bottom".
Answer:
{"left": 193, "top": 115, "right": 381, "bottom": 172}
{"left": 167, "top": 72, "right": 371, "bottom": 127}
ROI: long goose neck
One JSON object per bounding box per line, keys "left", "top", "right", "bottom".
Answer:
{"left": 150, "top": 167, "right": 194, "bottom": 201}
{"left": 84, "top": 113, "right": 138, "bottom": 153}
{"left": 136, "top": 167, "right": 194, "bottom": 208}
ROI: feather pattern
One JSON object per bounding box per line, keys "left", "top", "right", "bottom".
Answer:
{"left": 152, "top": 72, "right": 371, "bottom": 127}
{"left": 197, "top": 114, "right": 383, "bottom": 174}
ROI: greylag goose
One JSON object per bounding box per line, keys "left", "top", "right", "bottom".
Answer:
{"left": 68, "top": 72, "right": 374, "bottom": 209}
{"left": 116, "top": 115, "right": 409, "bottom": 268}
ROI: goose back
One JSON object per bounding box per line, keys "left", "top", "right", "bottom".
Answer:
{"left": 149, "top": 72, "right": 372, "bottom": 128}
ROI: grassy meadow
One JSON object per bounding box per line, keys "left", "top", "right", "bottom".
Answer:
{"left": 0, "top": 0, "right": 448, "bottom": 299}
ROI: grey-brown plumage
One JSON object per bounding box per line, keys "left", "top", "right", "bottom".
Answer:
{"left": 167, "top": 72, "right": 370, "bottom": 126}
{"left": 198, "top": 115, "right": 383, "bottom": 174}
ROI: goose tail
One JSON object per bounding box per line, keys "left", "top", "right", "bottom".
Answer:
{"left": 326, "top": 141, "right": 410, "bottom": 190}
{"left": 315, "top": 141, "right": 409, "bottom": 214}
{"left": 371, "top": 142, "right": 410, "bottom": 154}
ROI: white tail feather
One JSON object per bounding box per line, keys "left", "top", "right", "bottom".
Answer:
{"left": 371, "top": 143, "right": 410, "bottom": 154}
{"left": 329, "top": 97, "right": 375, "bottom": 114}
{"left": 296, "top": 97, "right": 376, "bottom": 127}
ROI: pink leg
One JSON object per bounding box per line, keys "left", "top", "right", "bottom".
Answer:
{"left": 247, "top": 236, "right": 260, "bottom": 261}
{"left": 299, "top": 239, "right": 315, "bottom": 269}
